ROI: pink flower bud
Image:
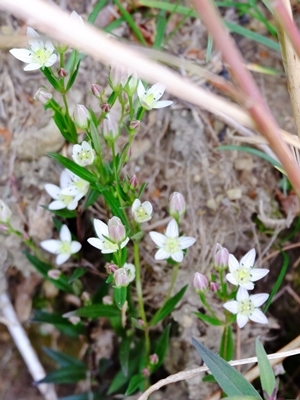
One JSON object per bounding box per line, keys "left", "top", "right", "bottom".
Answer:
{"left": 101, "top": 103, "right": 110, "bottom": 112}
{"left": 103, "top": 295, "right": 113, "bottom": 305}
{"left": 81, "top": 291, "right": 90, "bottom": 302}
{"left": 210, "top": 282, "right": 219, "bottom": 292}
{"left": 47, "top": 269, "right": 61, "bottom": 280}
{"left": 34, "top": 88, "right": 52, "bottom": 104}
{"left": 114, "top": 268, "right": 129, "bottom": 287}
{"left": 130, "top": 175, "right": 138, "bottom": 189}
{"left": 129, "top": 120, "right": 140, "bottom": 130}
{"left": 149, "top": 354, "right": 159, "bottom": 364}
{"left": 102, "top": 114, "right": 119, "bottom": 141}
{"left": 142, "top": 368, "right": 150, "bottom": 377}
{"left": 169, "top": 192, "right": 186, "bottom": 218}
{"left": 58, "top": 68, "right": 68, "bottom": 77}
{"left": 0, "top": 224, "right": 9, "bottom": 232}
{"left": 73, "top": 104, "right": 90, "bottom": 129}
{"left": 91, "top": 83, "right": 103, "bottom": 98}
{"left": 106, "top": 263, "right": 118, "bottom": 274}
{"left": 108, "top": 216, "right": 126, "bottom": 243}
{"left": 193, "top": 272, "right": 208, "bottom": 292}
{"left": 68, "top": 316, "right": 81, "bottom": 325}
{"left": 214, "top": 243, "right": 229, "bottom": 268}
{"left": 109, "top": 65, "right": 129, "bottom": 91}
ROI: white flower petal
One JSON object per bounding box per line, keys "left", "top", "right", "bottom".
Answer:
{"left": 40, "top": 239, "right": 60, "bottom": 254}
{"left": 249, "top": 309, "right": 268, "bottom": 324}
{"left": 178, "top": 236, "right": 196, "bottom": 250}
{"left": 87, "top": 237, "right": 104, "bottom": 250}
{"left": 27, "top": 27, "right": 40, "bottom": 38}
{"left": 137, "top": 80, "right": 146, "bottom": 99}
{"left": 153, "top": 100, "right": 173, "bottom": 109}
{"left": 56, "top": 253, "right": 70, "bottom": 265}
{"left": 250, "top": 268, "right": 269, "bottom": 282}
{"left": 242, "top": 281, "right": 255, "bottom": 290}
{"left": 45, "top": 53, "right": 57, "bottom": 67}
{"left": 236, "top": 287, "right": 249, "bottom": 301}
{"left": 120, "top": 237, "right": 130, "bottom": 249}
{"left": 48, "top": 200, "right": 65, "bottom": 210}
{"left": 240, "top": 248, "right": 256, "bottom": 268}
{"left": 71, "top": 241, "right": 82, "bottom": 254}
{"left": 94, "top": 219, "right": 108, "bottom": 238}
{"left": 60, "top": 170, "right": 72, "bottom": 188}
{"left": 60, "top": 225, "right": 71, "bottom": 242}
{"left": 165, "top": 219, "right": 178, "bottom": 238}
{"left": 45, "top": 184, "right": 60, "bottom": 199}
{"left": 228, "top": 254, "right": 240, "bottom": 272}
{"left": 223, "top": 300, "right": 238, "bottom": 314}
{"left": 225, "top": 273, "right": 238, "bottom": 286}
{"left": 171, "top": 251, "right": 184, "bottom": 262}
{"left": 250, "top": 293, "right": 269, "bottom": 307}
{"left": 148, "top": 82, "right": 165, "bottom": 100}
{"left": 24, "top": 62, "right": 43, "bottom": 71}
{"left": 66, "top": 198, "right": 79, "bottom": 210}
{"left": 237, "top": 314, "right": 249, "bottom": 328}
{"left": 149, "top": 231, "right": 166, "bottom": 247}
{"left": 142, "top": 201, "right": 153, "bottom": 215}
{"left": 60, "top": 186, "right": 79, "bottom": 196}
{"left": 9, "top": 48, "right": 33, "bottom": 63}
{"left": 155, "top": 248, "right": 170, "bottom": 260}
{"left": 45, "top": 40, "right": 54, "bottom": 52}
{"left": 132, "top": 198, "right": 141, "bottom": 211}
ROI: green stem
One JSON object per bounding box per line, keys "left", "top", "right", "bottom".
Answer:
{"left": 200, "top": 291, "right": 218, "bottom": 319}
{"left": 163, "top": 262, "right": 180, "bottom": 306}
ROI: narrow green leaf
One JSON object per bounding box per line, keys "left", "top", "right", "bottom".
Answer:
{"left": 256, "top": 338, "right": 276, "bottom": 397}
{"left": 120, "top": 335, "right": 131, "bottom": 376}
{"left": 112, "top": 0, "right": 147, "bottom": 45}
{"left": 83, "top": 189, "right": 101, "bottom": 210}
{"left": 150, "top": 285, "right": 188, "bottom": 326}
{"left": 59, "top": 394, "right": 91, "bottom": 400}
{"left": 192, "top": 338, "right": 262, "bottom": 398}
{"left": 217, "top": 145, "right": 282, "bottom": 168}
{"left": 63, "top": 304, "right": 120, "bottom": 318}
{"left": 125, "top": 374, "right": 145, "bottom": 395}
{"left": 52, "top": 110, "right": 74, "bottom": 143}
{"left": 41, "top": 67, "right": 63, "bottom": 91}
{"left": 206, "top": 34, "right": 214, "bottom": 62}
{"left": 194, "top": 312, "right": 223, "bottom": 326}
{"left": 33, "top": 311, "right": 85, "bottom": 337}
{"left": 43, "top": 347, "right": 85, "bottom": 368}
{"left": 68, "top": 268, "right": 87, "bottom": 284}
{"left": 24, "top": 252, "right": 74, "bottom": 293}
{"left": 66, "top": 60, "right": 81, "bottom": 91}
{"left": 104, "top": 17, "right": 125, "bottom": 33}
{"left": 153, "top": 7, "right": 167, "bottom": 49}
{"left": 114, "top": 286, "right": 127, "bottom": 309}
{"left": 152, "top": 324, "right": 171, "bottom": 372}
{"left": 222, "top": 397, "right": 260, "bottom": 400}
{"left": 41, "top": 205, "right": 77, "bottom": 219}
{"left": 89, "top": 119, "right": 102, "bottom": 155}
{"left": 37, "top": 366, "right": 87, "bottom": 384}
{"left": 48, "top": 153, "right": 97, "bottom": 184}
{"left": 88, "top": 0, "right": 109, "bottom": 23}
{"left": 219, "top": 325, "right": 234, "bottom": 361}
{"left": 263, "top": 251, "right": 289, "bottom": 312}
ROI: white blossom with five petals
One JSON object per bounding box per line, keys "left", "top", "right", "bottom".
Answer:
{"left": 59, "top": 170, "right": 90, "bottom": 200}
{"left": 223, "top": 287, "right": 269, "bottom": 328}
{"left": 87, "top": 218, "right": 129, "bottom": 254}
{"left": 137, "top": 81, "right": 173, "bottom": 110}
{"left": 226, "top": 249, "right": 269, "bottom": 290}
{"left": 72, "top": 141, "right": 95, "bottom": 167}
{"left": 149, "top": 219, "right": 196, "bottom": 262}
{"left": 10, "top": 27, "right": 57, "bottom": 71}
{"left": 132, "top": 199, "right": 153, "bottom": 223}
{"left": 40, "top": 225, "right": 81, "bottom": 265}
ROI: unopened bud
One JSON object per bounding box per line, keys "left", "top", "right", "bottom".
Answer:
{"left": 108, "top": 216, "right": 126, "bottom": 243}
{"left": 193, "top": 272, "right": 208, "bottom": 292}
{"left": 169, "top": 192, "right": 186, "bottom": 218}
{"left": 210, "top": 282, "right": 219, "bottom": 292}
{"left": 106, "top": 263, "right": 118, "bottom": 274}
{"left": 214, "top": 243, "right": 229, "bottom": 269}
{"left": 129, "top": 120, "right": 140, "bottom": 130}
{"left": 130, "top": 175, "right": 138, "bottom": 189}
{"left": 0, "top": 200, "right": 12, "bottom": 223}
{"left": 103, "top": 295, "right": 113, "bottom": 305}
{"left": 102, "top": 114, "right": 119, "bottom": 141}
{"left": 149, "top": 354, "right": 159, "bottom": 365}
{"left": 34, "top": 88, "right": 52, "bottom": 105}
{"left": 125, "top": 72, "right": 139, "bottom": 96}
{"left": 68, "top": 316, "right": 81, "bottom": 325}
{"left": 142, "top": 368, "right": 150, "bottom": 377}
{"left": 0, "top": 224, "right": 9, "bottom": 232}
{"left": 58, "top": 68, "right": 68, "bottom": 77}
{"left": 81, "top": 291, "right": 91, "bottom": 302}
{"left": 73, "top": 104, "right": 90, "bottom": 129}
{"left": 114, "top": 268, "right": 129, "bottom": 287}
{"left": 109, "top": 65, "right": 129, "bottom": 91}
{"left": 91, "top": 83, "right": 103, "bottom": 98}
{"left": 47, "top": 269, "right": 61, "bottom": 280}
{"left": 101, "top": 103, "right": 111, "bottom": 112}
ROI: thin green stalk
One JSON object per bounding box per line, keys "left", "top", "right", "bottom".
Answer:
{"left": 163, "top": 262, "right": 179, "bottom": 305}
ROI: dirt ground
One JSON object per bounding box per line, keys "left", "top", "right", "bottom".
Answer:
{"left": 1, "top": 1, "right": 300, "bottom": 400}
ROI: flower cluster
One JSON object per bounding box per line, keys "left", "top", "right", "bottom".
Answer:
{"left": 223, "top": 248, "right": 269, "bottom": 328}
{"left": 45, "top": 169, "right": 89, "bottom": 211}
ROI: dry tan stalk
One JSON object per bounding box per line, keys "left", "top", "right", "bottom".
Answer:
{"left": 275, "top": 0, "right": 300, "bottom": 138}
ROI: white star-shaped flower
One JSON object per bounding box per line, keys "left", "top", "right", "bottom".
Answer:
{"left": 132, "top": 199, "right": 153, "bottom": 223}
{"left": 87, "top": 218, "right": 129, "bottom": 254}
{"left": 10, "top": 27, "right": 57, "bottom": 71}
{"left": 137, "top": 81, "right": 173, "bottom": 110}
{"left": 224, "top": 287, "right": 269, "bottom": 328}
{"left": 226, "top": 249, "right": 269, "bottom": 290}
{"left": 72, "top": 141, "right": 95, "bottom": 167}
{"left": 40, "top": 224, "right": 81, "bottom": 265}
{"left": 59, "top": 170, "right": 90, "bottom": 200}
{"left": 149, "top": 219, "right": 196, "bottom": 262}
{"left": 45, "top": 170, "right": 81, "bottom": 211}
